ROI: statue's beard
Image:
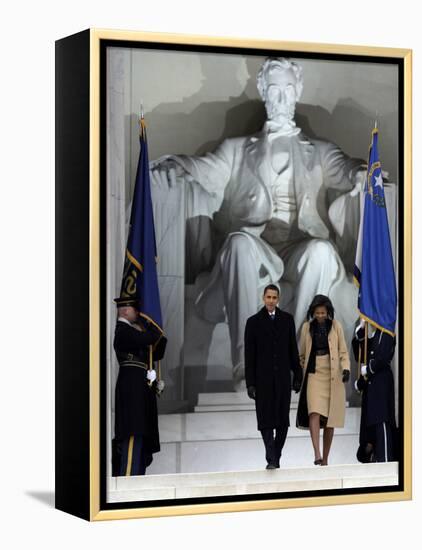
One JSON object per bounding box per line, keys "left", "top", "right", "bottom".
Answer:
{"left": 266, "top": 104, "right": 296, "bottom": 125}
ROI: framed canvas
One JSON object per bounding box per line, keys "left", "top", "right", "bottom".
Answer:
{"left": 55, "top": 28, "right": 412, "bottom": 521}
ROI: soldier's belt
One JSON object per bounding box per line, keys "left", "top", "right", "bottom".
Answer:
{"left": 120, "top": 360, "right": 148, "bottom": 370}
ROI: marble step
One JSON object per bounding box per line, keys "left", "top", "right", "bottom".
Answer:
{"left": 158, "top": 407, "right": 360, "bottom": 443}
{"left": 195, "top": 390, "right": 298, "bottom": 411}
{"left": 108, "top": 461, "right": 398, "bottom": 502}
{"left": 195, "top": 391, "right": 349, "bottom": 412}
{"left": 157, "top": 399, "right": 189, "bottom": 414}
{"left": 147, "top": 432, "right": 361, "bottom": 475}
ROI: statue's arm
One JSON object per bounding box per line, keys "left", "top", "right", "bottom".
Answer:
{"left": 150, "top": 139, "right": 234, "bottom": 199}
{"left": 319, "top": 140, "right": 367, "bottom": 193}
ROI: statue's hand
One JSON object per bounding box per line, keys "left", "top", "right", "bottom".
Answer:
{"left": 150, "top": 157, "right": 186, "bottom": 189}
{"left": 350, "top": 168, "right": 389, "bottom": 197}
{"left": 350, "top": 169, "right": 366, "bottom": 197}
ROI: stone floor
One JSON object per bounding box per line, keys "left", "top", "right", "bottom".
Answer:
{"left": 107, "top": 392, "right": 399, "bottom": 503}
{"left": 146, "top": 392, "right": 360, "bottom": 474}
{"left": 108, "top": 462, "right": 399, "bottom": 502}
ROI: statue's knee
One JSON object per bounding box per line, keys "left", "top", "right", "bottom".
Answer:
{"left": 305, "top": 239, "right": 336, "bottom": 262}
{"left": 226, "top": 233, "right": 252, "bottom": 256}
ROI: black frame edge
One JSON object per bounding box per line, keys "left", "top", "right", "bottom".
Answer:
{"left": 55, "top": 29, "right": 91, "bottom": 521}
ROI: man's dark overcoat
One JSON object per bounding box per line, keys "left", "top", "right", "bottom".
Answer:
{"left": 245, "top": 307, "right": 302, "bottom": 431}
{"left": 114, "top": 320, "right": 167, "bottom": 458}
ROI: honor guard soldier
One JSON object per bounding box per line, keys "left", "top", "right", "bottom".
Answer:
{"left": 112, "top": 296, "right": 167, "bottom": 476}
{"left": 352, "top": 322, "right": 397, "bottom": 463}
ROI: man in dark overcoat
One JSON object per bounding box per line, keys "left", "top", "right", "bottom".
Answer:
{"left": 245, "top": 284, "right": 302, "bottom": 469}
{"left": 112, "top": 297, "right": 167, "bottom": 476}
{"left": 352, "top": 324, "right": 397, "bottom": 462}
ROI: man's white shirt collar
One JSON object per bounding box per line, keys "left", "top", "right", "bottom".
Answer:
{"left": 117, "top": 317, "right": 132, "bottom": 326}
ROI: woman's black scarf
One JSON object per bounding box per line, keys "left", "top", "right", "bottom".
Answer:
{"left": 306, "top": 318, "right": 333, "bottom": 374}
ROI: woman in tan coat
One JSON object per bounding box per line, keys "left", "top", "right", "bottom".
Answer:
{"left": 296, "top": 295, "right": 351, "bottom": 465}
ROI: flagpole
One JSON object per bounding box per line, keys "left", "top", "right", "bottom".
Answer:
{"left": 121, "top": 106, "right": 166, "bottom": 391}
{"left": 357, "top": 339, "right": 361, "bottom": 388}
{"left": 147, "top": 345, "right": 153, "bottom": 387}
{"left": 364, "top": 321, "right": 368, "bottom": 380}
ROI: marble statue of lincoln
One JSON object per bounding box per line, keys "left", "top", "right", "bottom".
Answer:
{"left": 151, "top": 57, "right": 366, "bottom": 390}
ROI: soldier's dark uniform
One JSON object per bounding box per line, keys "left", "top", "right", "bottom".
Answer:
{"left": 352, "top": 326, "right": 397, "bottom": 463}
{"left": 112, "top": 317, "right": 167, "bottom": 476}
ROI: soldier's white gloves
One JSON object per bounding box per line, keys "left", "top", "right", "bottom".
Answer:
{"left": 361, "top": 364, "right": 368, "bottom": 376}
{"left": 156, "top": 379, "right": 165, "bottom": 392}
{"left": 147, "top": 369, "right": 157, "bottom": 382}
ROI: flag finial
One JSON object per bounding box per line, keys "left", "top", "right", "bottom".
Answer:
{"left": 139, "top": 102, "right": 146, "bottom": 136}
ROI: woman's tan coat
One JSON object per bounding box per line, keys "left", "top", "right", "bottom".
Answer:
{"left": 297, "top": 319, "right": 351, "bottom": 428}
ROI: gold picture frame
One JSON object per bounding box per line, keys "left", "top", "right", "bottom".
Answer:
{"left": 55, "top": 28, "right": 412, "bottom": 521}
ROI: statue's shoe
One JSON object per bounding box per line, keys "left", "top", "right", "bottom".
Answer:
{"left": 233, "top": 378, "right": 246, "bottom": 393}
{"left": 233, "top": 364, "right": 246, "bottom": 392}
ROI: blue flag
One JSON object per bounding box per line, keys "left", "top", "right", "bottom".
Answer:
{"left": 353, "top": 128, "right": 397, "bottom": 335}
{"left": 120, "top": 118, "right": 163, "bottom": 333}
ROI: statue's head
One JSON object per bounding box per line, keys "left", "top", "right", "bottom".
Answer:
{"left": 257, "top": 58, "right": 303, "bottom": 124}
